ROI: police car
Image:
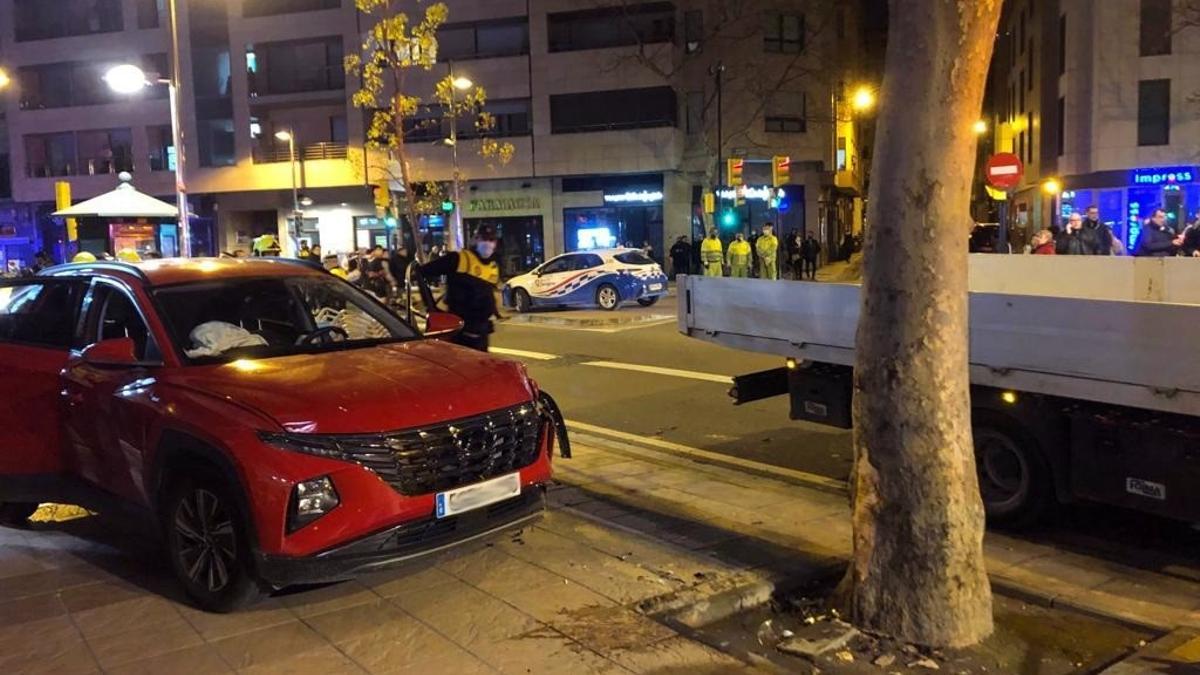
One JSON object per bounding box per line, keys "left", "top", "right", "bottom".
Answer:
{"left": 503, "top": 248, "right": 669, "bottom": 312}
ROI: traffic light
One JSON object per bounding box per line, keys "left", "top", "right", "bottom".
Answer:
{"left": 720, "top": 209, "right": 739, "bottom": 228}
{"left": 441, "top": 200, "right": 455, "bottom": 213}
{"left": 727, "top": 158, "right": 744, "bottom": 187}
{"left": 772, "top": 155, "right": 791, "bottom": 187}
{"left": 702, "top": 192, "right": 715, "bottom": 214}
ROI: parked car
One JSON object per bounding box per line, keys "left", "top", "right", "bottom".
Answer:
{"left": 0, "top": 258, "right": 565, "bottom": 611}
{"left": 503, "top": 248, "right": 669, "bottom": 312}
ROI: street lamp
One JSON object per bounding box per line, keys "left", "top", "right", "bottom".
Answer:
{"left": 0, "top": 68, "right": 11, "bottom": 90}
{"left": 973, "top": 120, "right": 989, "bottom": 135}
{"left": 445, "top": 67, "right": 474, "bottom": 250}
{"left": 275, "top": 130, "right": 301, "bottom": 254}
{"left": 851, "top": 86, "right": 876, "bottom": 113}
{"left": 103, "top": 0, "right": 189, "bottom": 255}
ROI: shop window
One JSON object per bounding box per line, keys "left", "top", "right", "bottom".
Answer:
{"left": 1137, "top": 79, "right": 1170, "bottom": 146}
{"left": 439, "top": 18, "right": 529, "bottom": 60}
{"left": 564, "top": 206, "right": 664, "bottom": 258}
{"left": 1139, "top": 0, "right": 1172, "bottom": 57}
{"left": 468, "top": 218, "right": 544, "bottom": 277}
{"left": 550, "top": 87, "right": 676, "bottom": 134}
{"left": 548, "top": 2, "right": 674, "bottom": 53}
{"left": 14, "top": 0, "right": 123, "bottom": 42}
{"left": 764, "top": 12, "right": 804, "bottom": 54}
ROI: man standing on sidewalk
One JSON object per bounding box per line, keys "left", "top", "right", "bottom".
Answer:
{"left": 727, "top": 233, "right": 752, "bottom": 277}
{"left": 701, "top": 228, "right": 725, "bottom": 277}
{"left": 756, "top": 224, "right": 779, "bottom": 280}
{"left": 801, "top": 233, "right": 822, "bottom": 280}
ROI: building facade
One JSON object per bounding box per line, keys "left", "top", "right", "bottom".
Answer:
{"left": 988, "top": 0, "right": 1200, "bottom": 250}
{"left": 0, "top": 0, "right": 867, "bottom": 271}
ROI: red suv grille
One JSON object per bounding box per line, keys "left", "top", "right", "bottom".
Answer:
{"left": 335, "top": 404, "right": 543, "bottom": 496}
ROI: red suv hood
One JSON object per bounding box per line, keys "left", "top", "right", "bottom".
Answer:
{"left": 165, "top": 341, "right": 536, "bottom": 434}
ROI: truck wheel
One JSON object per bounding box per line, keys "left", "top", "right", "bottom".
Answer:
{"left": 636, "top": 296, "right": 659, "bottom": 307}
{"left": 0, "top": 503, "right": 38, "bottom": 527}
{"left": 163, "top": 475, "right": 263, "bottom": 612}
{"left": 514, "top": 289, "right": 532, "bottom": 313}
{"left": 973, "top": 422, "right": 1053, "bottom": 529}
{"left": 596, "top": 284, "right": 620, "bottom": 311}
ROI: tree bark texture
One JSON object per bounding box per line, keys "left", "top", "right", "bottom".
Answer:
{"left": 842, "top": 0, "right": 1002, "bottom": 648}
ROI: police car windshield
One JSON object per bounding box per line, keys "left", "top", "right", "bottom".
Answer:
{"left": 613, "top": 251, "right": 656, "bottom": 265}
{"left": 153, "top": 276, "right": 417, "bottom": 363}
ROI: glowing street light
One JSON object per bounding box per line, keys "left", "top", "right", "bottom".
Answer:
{"left": 973, "top": 120, "right": 988, "bottom": 135}
{"left": 1042, "top": 178, "right": 1062, "bottom": 195}
{"left": 274, "top": 130, "right": 293, "bottom": 142}
{"left": 103, "top": 64, "right": 150, "bottom": 94}
{"left": 0, "top": 68, "right": 11, "bottom": 90}
{"left": 451, "top": 76, "right": 474, "bottom": 91}
{"left": 851, "top": 86, "right": 876, "bottom": 112}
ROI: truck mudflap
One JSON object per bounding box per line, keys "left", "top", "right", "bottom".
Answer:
{"left": 789, "top": 363, "right": 854, "bottom": 429}
{"left": 730, "top": 368, "right": 789, "bottom": 405}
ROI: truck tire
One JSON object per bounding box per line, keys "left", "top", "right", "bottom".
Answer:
{"left": 163, "top": 474, "right": 263, "bottom": 612}
{"left": 973, "top": 420, "right": 1053, "bottom": 529}
{"left": 0, "top": 502, "right": 38, "bottom": 527}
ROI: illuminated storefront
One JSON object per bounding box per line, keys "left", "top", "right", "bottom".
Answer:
{"left": 1060, "top": 166, "right": 1199, "bottom": 250}
{"left": 562, "top": 175, "right": 665, "bottom": 258}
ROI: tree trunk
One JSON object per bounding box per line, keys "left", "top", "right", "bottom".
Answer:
{"left": 391, "top": 94, "right": 426, "bottom": 265}
{"left": 841, "top": 0, "right": 1002, "bottom": 649}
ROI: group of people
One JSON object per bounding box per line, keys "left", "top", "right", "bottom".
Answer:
{"left": 1028, "top": 205, "right": 1200, "bottom": 258}
{"left": 670, "top": 227, "right": 826, "bottom": 281}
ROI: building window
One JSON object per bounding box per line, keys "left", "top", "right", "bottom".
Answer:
{"left": 24, "top": 129, "right": 132, "bottom": 178}
{"left": 1058, "top": 14, "right": 1067, "bottom": 75}
{"left": 1137, "top": 79, "right": 1170, "bottom": 146}
{"left": 684, "top": 10, "right": 703, "bottom": 54}
{"left": 1056, "top": 96, "right": 1065, "bottom": 157}
{"left": 765, "top": 91, "right": 807, "bottom": 133}
{"left": 243, "top": 0, "right": 339, "bottom": 18}
{"left": 438, "top": 18, "right": 529, "bottom": 61}
{"left": 18, "top": 55, "right": 168, "bottom": 110}
{"left": 249, "top": 37, "right": 344, "bottom": 95}
{"left": 1139, "top": 0, "right": 1172, "bottom": 56}
{"left": 764, "top": 12, "right": 804, "bottom": 53}
{"left": 550, "top": 87, "right": 676, "bottom": 134}
{"left": 147, "top": 125, "right": 174, "bottom": 171}
{"left": 404, "top": 99, "right": 533, "bottom": 142}
{"left": 686, "top": 91, "right": 704, "bottom": 134}
{"left": 137, "top": 0, "right": 165, "bottom": 29}
{"left": 548, "top": 3, "right": 675, "bottom": 53}
{"left": 330, "top": 115, "right": 348, "bottom": 144}
{"left": 14, "top": 0, "right": 124, "bottom": 42}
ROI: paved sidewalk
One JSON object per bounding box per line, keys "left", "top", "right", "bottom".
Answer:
{"left": 558, "top": 431, "right": 1200, "bottom": 634}
{"left": 0, "top": 500, "right": 759, "bottom": 674}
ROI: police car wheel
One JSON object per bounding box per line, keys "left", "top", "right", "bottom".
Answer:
{"left": 514, "top": 289, "right": 532, "bottom": 313}
{"left": 596, "top": 284, "right": 620, "bottom": 311}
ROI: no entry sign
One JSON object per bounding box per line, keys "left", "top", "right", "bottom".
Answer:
{"left": 985, "top": 153, "right": 1024, "bottom": 190}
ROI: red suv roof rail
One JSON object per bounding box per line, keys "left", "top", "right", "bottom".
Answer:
{"left": 38, "top": 261, "right": 150, "bottom": 283}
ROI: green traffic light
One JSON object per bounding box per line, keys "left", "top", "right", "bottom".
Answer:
{"left": 441, "top": 201, "right": 455, "bottom": 212}
{"left": 720, "top": 210, "right": 738, "bottom": 227}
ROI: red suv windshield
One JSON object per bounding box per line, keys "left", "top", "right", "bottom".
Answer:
{"left": 153, "top": 276, "right": 418, "bottom": 363}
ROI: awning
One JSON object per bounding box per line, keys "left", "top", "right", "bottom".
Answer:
{"left": 53, "top": 173, "right": 179, "bottom": 219}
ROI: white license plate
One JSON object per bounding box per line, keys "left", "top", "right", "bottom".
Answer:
{"left": 435, "top": 472, "right": 521, "bottom": 518}
{"left": 647, "top": 283, "right": 664, "bottom": 292}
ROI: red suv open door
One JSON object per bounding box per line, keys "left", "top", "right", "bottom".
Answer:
{"left": 0, "top": 278, "right": 87, "bottom": 477}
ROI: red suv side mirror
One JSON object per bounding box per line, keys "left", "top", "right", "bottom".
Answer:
{"left": 81, "top": 337, "right": 140, "bottom": 368}
{"left": 425, "top": 312, "right": 464, "bottom": 339}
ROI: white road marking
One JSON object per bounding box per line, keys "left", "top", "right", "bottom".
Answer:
{"left": 488, "top": 347, "right": 560, "bottom": 361}
{"left": 566, "top": 420, "right": 847, "bottom": 493}
{"left": 580, "top": 361, "right": 733, "bottom": 384}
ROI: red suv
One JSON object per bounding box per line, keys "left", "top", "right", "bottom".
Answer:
{"left": 0, "top": 258, "right": 563, "bottom": 611}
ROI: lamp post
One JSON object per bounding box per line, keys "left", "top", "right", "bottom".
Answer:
{"left": 0, "top": 68, "right": 10, "bottom": 90}
{"left": 275, "top": 129, "right": 301, "bottom": 255}
{"left": 445, "top": 67, "right": 473, "bottom": 251}
{"left": 104, "top": 0, "right": 189, "bottom": 256}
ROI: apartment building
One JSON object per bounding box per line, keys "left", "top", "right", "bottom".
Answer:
{"left": 0, "top": 0, "right": 867, "bottom": 271}
{"left": 987, "top": 0, "right": 1200, "bottom": 249}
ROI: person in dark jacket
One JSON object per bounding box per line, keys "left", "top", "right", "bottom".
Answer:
{"left": 418, "top": 225, "right": 501, "bottom": 352}
{"left": 786, "top": 232, "right": 802, "bottom": 279}
{"left": 1134, "top": 209, "right": 1183, "bottom": 258}
{"left": 800, "top": 233, "right": 821, "bottom": 280}
{"left": 669, "top": 236, "right": 691, "bottom": 277}
{"left": 1082, "top": 206, "right": 1114, "bottom": 255}
{"left": 1181, "top": 211, "right": 1200, "bottom": 258}
{"left": 1056, "top": 213, "right": 1089, "bottom": 255}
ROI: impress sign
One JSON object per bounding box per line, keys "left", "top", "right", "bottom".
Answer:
{"left": 1131, "top": 167, "right": 1196, "bottom": 185}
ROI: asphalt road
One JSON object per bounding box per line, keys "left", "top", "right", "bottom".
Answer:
{"left": 491, "top": 293, "right": 855, "bottom": 482}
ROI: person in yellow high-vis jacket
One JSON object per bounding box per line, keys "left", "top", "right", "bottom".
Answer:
{"left": 727, "top": 233, "right": 752, "bottom": 278}
{"left": 756, "top": 223, "right": 779, "bottom": 280}
{"left": 700, "top": 228, "right": 725, "bottom": 277}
